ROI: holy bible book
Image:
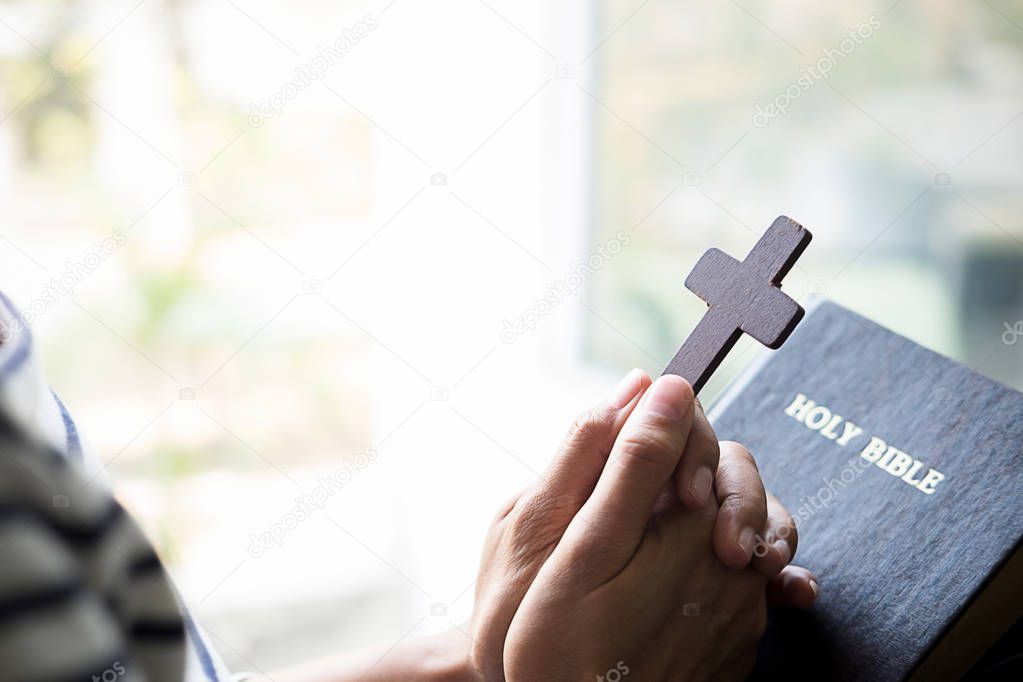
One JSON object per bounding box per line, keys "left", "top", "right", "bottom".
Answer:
{"left": 707, "top": 298, "right": 1023, "bottom": 681}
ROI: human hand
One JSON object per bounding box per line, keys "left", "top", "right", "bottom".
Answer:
{"left": 469, "top": 371, "right": 817, "bottom": 681}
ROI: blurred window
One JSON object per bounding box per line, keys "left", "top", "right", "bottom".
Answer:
{"left": 589, "top": 0, "right": 1023, "bottom": 399}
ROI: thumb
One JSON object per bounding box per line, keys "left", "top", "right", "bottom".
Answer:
{"left": 557, "top": 375, "right": 696, "bottom": 576}
{"left": 494, "top": 368, "right": 651, "bottom": 565}
{"left": 531, "top": 368, "right": 650, "bottom": 515}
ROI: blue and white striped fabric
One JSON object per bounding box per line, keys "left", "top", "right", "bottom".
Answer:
{"left": 0, "top": 292, "right": 234, "bottom": 682}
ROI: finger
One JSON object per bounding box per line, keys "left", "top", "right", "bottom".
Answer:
{"left": 529, "top": 369, "right": 651, "bottom": 515}
{"left": 751, "top": 492, "right": 799, "bottom": 576}
{"left": 566, "top": 375, "right": 696, "bottom": 560}
{"left": 766, "top": 565, "right": 819, "bottom": 609}
{"left": 673, "top": 398, "right": 720, "bottom": 509}
{"left": 493, "top": 485, "right": 528, "bottom": 524}
{"left": 713, "top": 441, "right": 768, "bottom": 570}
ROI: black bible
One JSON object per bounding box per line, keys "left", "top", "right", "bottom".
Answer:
{"left": 707, "top": 298, "right": 1023, "bottom": 681}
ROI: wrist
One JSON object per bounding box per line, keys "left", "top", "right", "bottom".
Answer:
{"left": 269, "top": 626, "right": 484, "bottom": 682}
{"left": 418, "top": 627, "right": 483, "bottom": 682}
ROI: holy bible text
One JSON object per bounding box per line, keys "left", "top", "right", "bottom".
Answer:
{"left": 784, "top": 393, "right": 946, "bottom": 494}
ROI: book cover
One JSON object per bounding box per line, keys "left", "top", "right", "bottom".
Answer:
{"left": 707, "top": 298, "right": 1023, "bottom": 681}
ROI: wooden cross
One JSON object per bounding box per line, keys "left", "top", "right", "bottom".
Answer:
{"left": 663, "top": 216, "right": 812, "bottom": 394}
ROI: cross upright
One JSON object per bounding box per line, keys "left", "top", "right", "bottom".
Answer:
{"left": 663, "top": 216, "right": 812, "bottom": 394}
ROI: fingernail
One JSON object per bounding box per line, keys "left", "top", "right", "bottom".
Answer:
{"left": 809, "top": 579, "right": 820, "bottom": 598}
{"left": 737, "top": 526, "right": 755, "bottom": 559}
{"left": 609, "top": 368, "right": 644, "bottom": 409}
{"left": 689, "top": 466, "right": 714, "bottom": 506}
{"left": 753, "top": 534, "right": 770, "bottom": 558}
{"left": 643, "top": 376, "right": 689, "bottom": 420}
{"left": 772, "top": 540, "right": 791, "bottom": 564}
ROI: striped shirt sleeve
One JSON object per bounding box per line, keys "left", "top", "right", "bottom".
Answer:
{"left": 0, "top": 414, "right": 187, "bottom": 682}
{"left": 0, "top": 290, "right": 232, "bottom": 681}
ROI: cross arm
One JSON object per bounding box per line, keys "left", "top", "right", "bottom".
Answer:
{"left": 745, "top": 216, "right": 812, "bottom": 282}
{"left": 738, "top": 284, "right": 804, "bottom": 348}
